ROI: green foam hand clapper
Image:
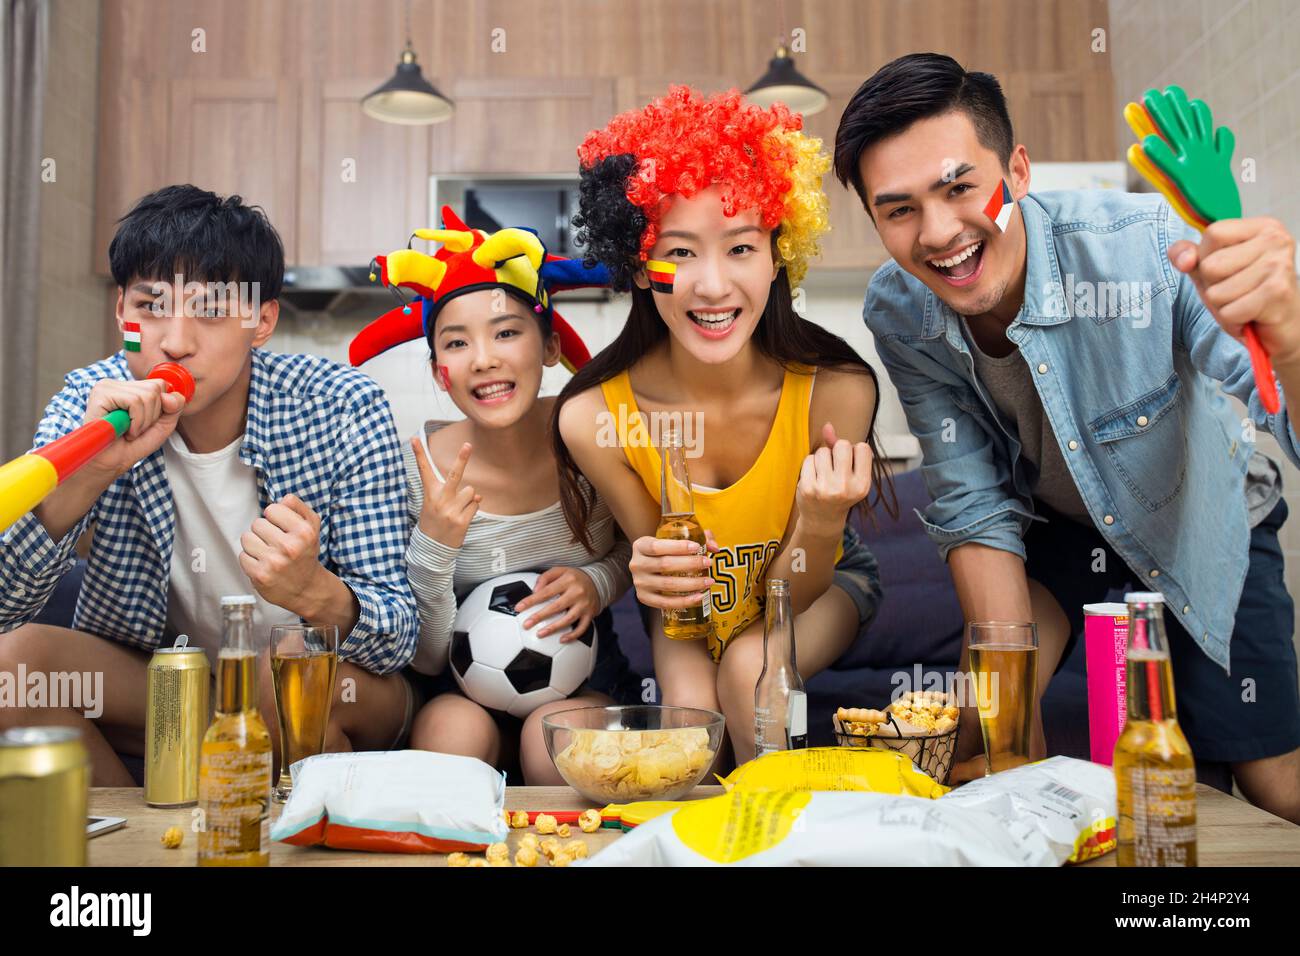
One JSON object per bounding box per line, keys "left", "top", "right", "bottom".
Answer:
{"left": 1140, "top": 85, "right": 1241, "bottom": 222}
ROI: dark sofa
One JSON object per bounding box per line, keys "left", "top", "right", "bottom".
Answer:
{"left": 609, "top": 467, "right": 1091, "bottom": 757}
{"left": 29, "top": 469, "right": 1092, "bottom": 764}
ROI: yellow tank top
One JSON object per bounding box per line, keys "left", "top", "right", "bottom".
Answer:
{"left": 600, "top": 365, "right": 842, "bottom": 662}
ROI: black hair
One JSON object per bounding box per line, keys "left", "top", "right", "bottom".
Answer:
{"left": 834, "top": 53, "right": 1014, "bottom": 210}
{"left": 572, "top": 153, "right": 649, "bottom": 292}
{"left": 108, "top": 184, "right": 284, "bottom": 299}
{"left": 424, "top": 286, "right": 555, "bottom": 359}
{"left": 551, "top": 271, "right": 898, "bottom": 552}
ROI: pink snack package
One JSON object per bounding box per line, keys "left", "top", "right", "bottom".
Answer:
{"left": 1084, "top": 603, "right": 1128, "bottom": 765}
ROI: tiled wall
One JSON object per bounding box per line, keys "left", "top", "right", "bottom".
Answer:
{"left": 37, "top": 0, "right": 112, "bottom": 411}
{"left": 1109, "top": 0, "right": 1300, "bottom": 631}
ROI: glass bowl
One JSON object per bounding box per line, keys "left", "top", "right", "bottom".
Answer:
{"left": 542, "top": 704, "right": 725, "bottom": 804}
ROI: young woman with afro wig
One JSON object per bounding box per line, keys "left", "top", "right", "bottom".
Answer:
{"left": 552, "top": 86, "right": 896, "bottom": 765}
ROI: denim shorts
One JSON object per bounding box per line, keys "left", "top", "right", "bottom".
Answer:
{"left": 833, "top": 522, "right": 883, "bottom": 633}
{"left": 1025, "top": 499, "right": 1299, "bottom": 764}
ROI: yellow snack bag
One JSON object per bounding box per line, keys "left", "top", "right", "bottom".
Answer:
{"left": 718, "top": 747, "right": 948, "bottom": 799}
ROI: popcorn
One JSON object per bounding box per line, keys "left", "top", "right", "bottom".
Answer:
{"left": 447, "top": 852, "right": 470, "bottom": 867}
{"left": 578, "top": 809, "right": 602, "bottom": 833}
{"left": 515, "top": 845, "right": 539, "bottom": 867}
{"left": 485, "top": 842, "right": 510, "bottom": 865}
{"left": 535, "top": 813, "right": 558, "bottom": 835}
{"left": 889, "top": 691, "right": 959, "bottom": 734}
{"left": 557, "top": 823, "right": 572, "bottom": 838}
{"left": 510, "top": 810, "right": 530, "bottom": 829}
{"left": 160, "top": 826, "right": 183, "bottom": 849}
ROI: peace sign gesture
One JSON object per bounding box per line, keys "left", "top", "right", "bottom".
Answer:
{"left": 411, "top": 437, "right": 482, "bottom": 549}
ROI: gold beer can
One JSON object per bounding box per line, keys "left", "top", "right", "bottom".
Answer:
{"left": 146, "top": 635, "right": 210, "bottom": 807}
{"left": 0, "top": 726, "right": 90, "bottom": 866}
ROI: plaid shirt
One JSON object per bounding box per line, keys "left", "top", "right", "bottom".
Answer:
{"left": 0, "top": 349, "right": 418, "bottom": 674}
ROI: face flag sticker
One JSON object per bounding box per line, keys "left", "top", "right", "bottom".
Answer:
{"left": 123, "top": 320, "right": 142, "bottom": 352}
{"left": 983, "top": 179, "right": 1014, "bottom": 232}
{"left": 438, "top": 365, "right": 451, "bottom": 389}
{"left": 645, "top": 259, "right": 676, "bottom": 294}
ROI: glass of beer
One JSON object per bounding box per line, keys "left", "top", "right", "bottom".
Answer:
{"left": 269, "top": 624, "right": 339, "bottom": 802}
{"left": 968, "top": 622, "right": 1038, "bottom": 775}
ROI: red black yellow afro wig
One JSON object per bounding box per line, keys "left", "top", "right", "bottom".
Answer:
{"left": 574, "top": 85, "right": 831, "bottom": 292}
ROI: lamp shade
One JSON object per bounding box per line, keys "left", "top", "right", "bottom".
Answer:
{"left": 744, "top": 45, "right": 828, "bottom": 117}
{"left": 361, "top": 48, "right": 454, "bottom": 125}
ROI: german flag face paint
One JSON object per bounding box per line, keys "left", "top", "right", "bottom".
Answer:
{"left": 645, "top": 260, "right": 676, "bottom": 294}
{"left": 123, "top": 320, "right": 142, "bottom": 352}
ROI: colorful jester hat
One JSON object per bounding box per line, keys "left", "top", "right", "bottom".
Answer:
{"left": 574, "top": 85, "right": 831, "bottom": 292}
{"left": 348, "top": 205, "right": 610, "bottom": 372}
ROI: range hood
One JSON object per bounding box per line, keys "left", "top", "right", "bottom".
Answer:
{"left": 280, "top": 265, "right": 388, "bottom": 313}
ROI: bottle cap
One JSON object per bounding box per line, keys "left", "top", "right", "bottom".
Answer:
{"left": 219, "top": 595, "right": 257, "bottom": 607}
{"left": 1124, "top": 591, "right": 1164, "bottom": 604}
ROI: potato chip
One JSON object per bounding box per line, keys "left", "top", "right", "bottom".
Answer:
{"left": 553, "top": 726, "right": 716, "bottom": 801}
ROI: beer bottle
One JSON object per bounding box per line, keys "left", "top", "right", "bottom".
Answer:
{"left": 198, "top": 595, "right": 273, "bottom": 866}
{"left": 1114, "top": 592, "right": 1197, "bottom": 867}
{"left": 754, "top": 578, "right": 807, "bottom": 757}
{"left": 655, "top": 427, "right": 713, "bottom": 641}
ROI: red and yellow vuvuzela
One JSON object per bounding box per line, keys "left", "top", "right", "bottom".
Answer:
{"left": 0, "top": 362, "right": 194, "bottom": 533}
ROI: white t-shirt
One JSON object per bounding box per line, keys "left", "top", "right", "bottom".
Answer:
{"left": 163, "top": 431, "right": 300, "bottom": 664}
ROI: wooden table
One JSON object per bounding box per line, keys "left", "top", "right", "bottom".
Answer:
{"left": 87, "top": 783, "right": 1300, "bottom": 866}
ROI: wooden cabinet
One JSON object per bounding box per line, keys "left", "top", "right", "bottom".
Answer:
{"left": 429, "top": 77, "right": 616, "bottom": 175}
{"left": 299, "top": 79, "right": 431, "bottom": 264}
{"left": 799, "top": 74, "right": 891, "bottom": 273}
{"left": 95, "top": 0, "right": 1116, "bottom": 273}
{"left": 166, "top": 79, "right": 300, "bottom": 262}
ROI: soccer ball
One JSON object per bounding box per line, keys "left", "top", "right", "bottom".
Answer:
{"left": 449, "top": 572, "right": 598, "bottom": 718}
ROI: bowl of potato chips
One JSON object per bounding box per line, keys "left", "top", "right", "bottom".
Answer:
{"left": 543, "top": 705, "right": 724, "bottom": 804}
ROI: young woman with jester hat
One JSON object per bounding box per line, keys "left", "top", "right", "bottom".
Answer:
{"left": 554, "top": 87, "right": 896, "bottom": 765}
{"left": 351, "top": 207, "right": 639, "bottom": 783}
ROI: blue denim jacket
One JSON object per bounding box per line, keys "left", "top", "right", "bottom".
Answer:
{"left": 864, "top": 190, "right": 1299, "bottom": 672}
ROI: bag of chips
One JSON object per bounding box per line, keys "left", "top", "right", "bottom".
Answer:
{"left": 584, "top": 756, "right": 1115, "bottom": 867}
{"left": 719, "top": 746, "right": 948, "bottom": 799}
{"left": 937, "top": 755, "right": 1117, "bottom": 863}
{"left": 271, "top": 750, "right": 509, "bottom": 853}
